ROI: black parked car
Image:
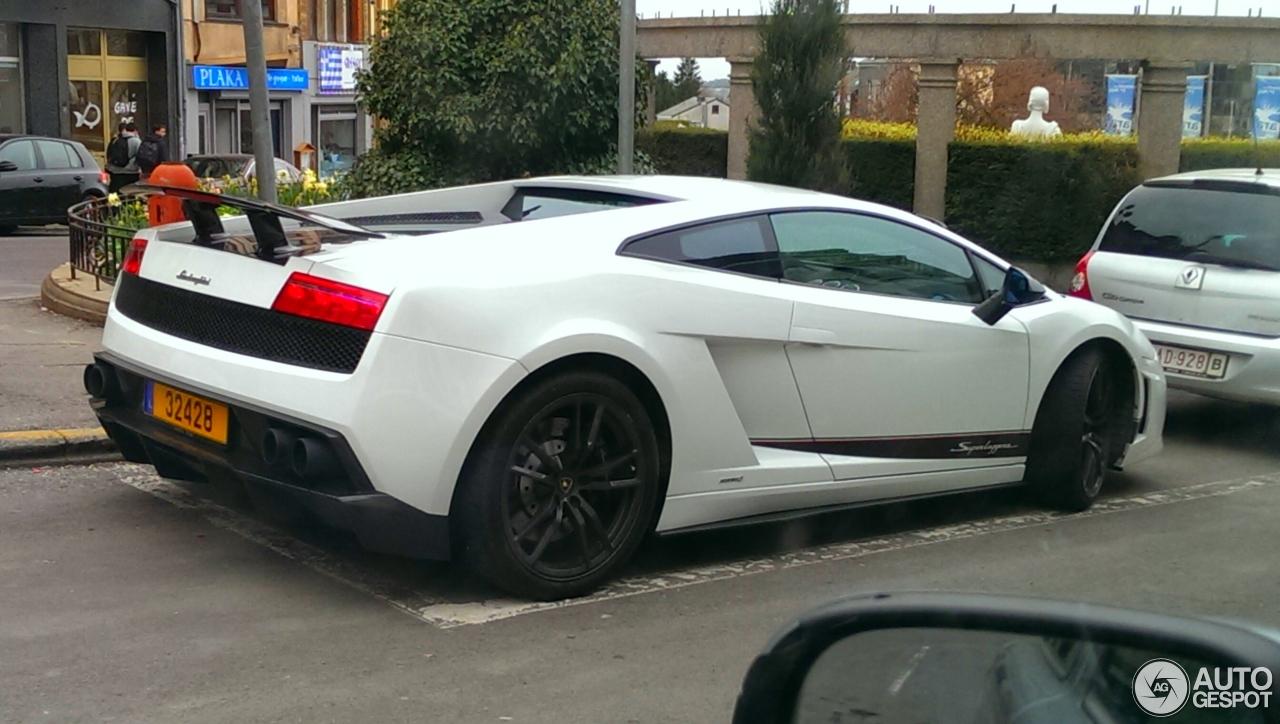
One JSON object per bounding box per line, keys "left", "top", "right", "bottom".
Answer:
{"left": 0, "top": 134, "right": 108, "bottom": 234}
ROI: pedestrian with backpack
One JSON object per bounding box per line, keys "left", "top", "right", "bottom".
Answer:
{"left": 105, "top": 122, "right": 142, "bottom": 193}
{"left": 136, "top": 124, "right": 169, "bottom": 181}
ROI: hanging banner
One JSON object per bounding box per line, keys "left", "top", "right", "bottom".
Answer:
{"left": 318, "top": 45, "right": 366, "bottom": 95}
{"left": 1104, "top": 75, "right": 1137, "bottom": 136}
{"left": 1253, "top": 76, "right": 1280, "bottom": 140}
{"left": 1183, "top": 76, "right": 1207, "bottom": 138}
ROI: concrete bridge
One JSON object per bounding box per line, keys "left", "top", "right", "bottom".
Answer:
{"left": 637, "top": 14, "right": 1280, "bottom": 218}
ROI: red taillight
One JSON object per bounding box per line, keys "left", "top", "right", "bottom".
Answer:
{"left": 98, "top": 170, "right": 110, "bottom": 184}
{"left": 121, "top": 238, "right": 147, "bottom": 276}
{"left": 1068, "top": 250, "right": 1095, "bottom": 300}
{"left": 271, "top": 272, "right": 389, "bottom": 331}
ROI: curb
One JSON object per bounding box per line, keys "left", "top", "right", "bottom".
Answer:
{"left": 40, "top": 263, "right": 110, "bottom": 327}
{"left": 0, "top": 427, "right": 121, "bottom": 469}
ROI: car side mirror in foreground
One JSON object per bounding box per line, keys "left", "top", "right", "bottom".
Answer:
{"left": 973, "top": 266, "right": 1047, "bottom": 326}
{"left": 0, "top": 160, "right": 17, "bottom": 173}
{"left": 731, "top": 592, "right": 1280, "bottom": 724}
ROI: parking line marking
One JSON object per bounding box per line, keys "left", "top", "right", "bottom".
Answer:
{"left": 413, "top": 474, "right": 1280, "bottom": 628}
{"left": 117, "top": 467, "right": 446, "bottom": 620}
{"left": 115, "top": 465, "right": 1280, "bottom": 629}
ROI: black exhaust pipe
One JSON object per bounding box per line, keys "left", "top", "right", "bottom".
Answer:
{"left": 292, "top": 437, "right": 337, "bottom": 479}
{"left": 83, "top": 363, "right": 119, "bottom": 401}
{"left": 261, "top": 428, "right": 298, "bottom": 468}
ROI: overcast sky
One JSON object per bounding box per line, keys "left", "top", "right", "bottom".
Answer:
{"left": 639, "top": 0, "right": 1272, "bottom": 78}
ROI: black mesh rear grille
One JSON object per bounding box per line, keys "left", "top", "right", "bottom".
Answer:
{"left": 114, "top": 273, "right": 371, "bottom": 373}
{"left": 343, "top": 211, "right": 483, "bottom": 226}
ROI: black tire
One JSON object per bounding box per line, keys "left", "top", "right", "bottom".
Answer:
{"left": 1025, "top": 347, "right": 1127, "bottom": 512}
{"left": 452, "top": 370, "right": 663, "bottom": 600}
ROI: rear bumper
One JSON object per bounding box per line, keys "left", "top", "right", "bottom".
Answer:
{"left": 90, "top": 352, "right": 451, "bottom": 560}
{"left": 1133, "top": 319, "right": 1280, "bottom": 406}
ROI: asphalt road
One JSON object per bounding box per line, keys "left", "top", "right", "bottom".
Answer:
{"left": 2, "top": 391, "right": 1279, "bottom": 723}
{"left": 0, "top": 228, "right": 70, "bottom": 301}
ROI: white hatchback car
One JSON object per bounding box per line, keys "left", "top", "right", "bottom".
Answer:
{"left": 1071, "top": 169, "right": 1280, "bottom": 405}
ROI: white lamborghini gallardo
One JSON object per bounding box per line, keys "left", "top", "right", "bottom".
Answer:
{"left": 86, "top": 176, "right": 1166, "bottom": 599}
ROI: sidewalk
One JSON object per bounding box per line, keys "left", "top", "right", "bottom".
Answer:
{"left": 0, "top": 294, "right": 116, "bottom": 465}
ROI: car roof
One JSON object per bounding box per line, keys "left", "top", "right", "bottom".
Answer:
{"left": 0, "top": 133, "right": 78, "bottom": 144}
{"left": 1148, "top": 167, "right": 1280, "bottom": 190}
{"left": 187, "top": 154, "right": 254, "bottom": 160}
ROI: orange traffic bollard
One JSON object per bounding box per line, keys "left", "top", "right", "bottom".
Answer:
{"left": 146, "top": 163, "right": 200, "bottom": 227}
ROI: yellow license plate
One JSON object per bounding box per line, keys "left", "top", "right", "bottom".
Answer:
{"left": 145, "top": 380, "right": 230, "bottom": 444}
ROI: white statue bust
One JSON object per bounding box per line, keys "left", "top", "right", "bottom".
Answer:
{"left": 1011, "top": 86, "right": 1063, "bottom": 138}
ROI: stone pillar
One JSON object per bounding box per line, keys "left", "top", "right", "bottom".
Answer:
{"left": 913, "top": 59, "right": 960, "bottom": 222}
{"left": 727, "top": 56, "right": 758, "bottom": 180}
{"left": 645, "top": 60, "right": 659, "bottom": 126}
{"left": 1137, "top": 63, "right": 1189, "bottom": 180}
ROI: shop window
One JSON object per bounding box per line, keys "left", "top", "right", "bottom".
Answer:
{"left": 315, "top": 106, "right": 357, "bottom": 177}
{"left": 66, "top": 27, "right": 102, "bottom": 56}
{"left": 109, "top": 82, "right": 149, "bottom": 138}
{"left": 207, "top": 0, "right": 276, "bottom": 22}
{"left": 69, "top": 80, "right": 106, "bottom": 155}
{"left": 106, "top": 30, "right": 148, "bottom": 58}
{"left": 0, "top": 23, "right": 21, "bottom": 134}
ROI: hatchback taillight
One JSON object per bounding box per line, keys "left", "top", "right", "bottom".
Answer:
{"left": 271, "top": 272, "right": 389, "bottom": 331}
{"left": 121, "top": 238, "right": 148, "bottom": 276}
{"left": 98, "top": 170, "right": 110, "bottom": 184}
{"left": 1068, "top": 250, "right": 1095, "bottom": 300}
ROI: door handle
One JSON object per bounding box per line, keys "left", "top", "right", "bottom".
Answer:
{"left": 33, "top": 177, "right": 44, "bottom": 183}
{"left": 73, "top": 175, "right": 84, "bottom": 181}
{"left": 791, "top": 326, "right": 837, "bottom": 345}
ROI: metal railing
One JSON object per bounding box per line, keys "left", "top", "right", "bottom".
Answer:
{"left": 68, "top": 197, "right": 140, "bottom": 289}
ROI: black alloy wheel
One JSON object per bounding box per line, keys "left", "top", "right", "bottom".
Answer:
{"left": 1026, "top": 346, "right": 1128, "bottom": 512}
{"left": 1079, "top": 364, "right": 1115, "bottom": 500}
{"left": 454, "top": 371, "right": 662, "bottom": 600}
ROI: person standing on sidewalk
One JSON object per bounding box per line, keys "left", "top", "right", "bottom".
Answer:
{"left": 135, "top": 124, "right": 169, "bottom": 182}
{"left": 105, "top": 122, "right": 141, "bottom": 193}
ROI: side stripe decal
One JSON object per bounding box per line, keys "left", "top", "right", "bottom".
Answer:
{"left": 752, "top": 431, "right": 1031, "bottom": 459}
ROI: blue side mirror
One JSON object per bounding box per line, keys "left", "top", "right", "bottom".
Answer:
{"left": 974, "top": 266, "right": 1047, "bottom": 325}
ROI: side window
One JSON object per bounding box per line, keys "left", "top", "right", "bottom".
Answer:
{"left": 36, "top": 141, "right": 77, "bottom": 169}
{"left": 770, "top": 211, "right": 986, "bottom": 304}
{"left": 971, "top": 254, "right": 1006, "bottom": 298}
{"left": 621, "top": 216, "right": 781, "bottom": 279}
{"left": 0, "top": 140, "right": 37, "bottom": 171}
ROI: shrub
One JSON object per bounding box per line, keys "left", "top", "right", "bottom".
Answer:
{"left": 747, "top": 0, "right": 849, "bottom": 193}
{"left": 843, "top": 138, "right": 915, "bottom": 210}
{"left": 1180, "top": 138, "right": 1280, "bottom": 172}
{"left": 946, "top": 140, "right": 1140, "bottom": 262}
{"left": 351, "top": 0, "right": 643, "bottom": 196}
{"left": 637, "top": 126, "right": 728, "bottom": 177}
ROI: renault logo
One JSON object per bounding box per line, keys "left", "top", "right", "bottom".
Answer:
{"left": 1175, "top": 265, "right": 1205, "bottom": 290}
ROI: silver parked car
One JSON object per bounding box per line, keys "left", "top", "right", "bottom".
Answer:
{"left": 1071, "top": 168, "right": 1280, "bottom": 405}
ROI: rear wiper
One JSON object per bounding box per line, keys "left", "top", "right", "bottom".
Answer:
{"left": 1185, "top": 251, "right": 1280, "bottom": 272}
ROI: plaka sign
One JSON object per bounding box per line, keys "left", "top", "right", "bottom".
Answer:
{"left": 191, "top": 65, "right": 309, "bottom": 92}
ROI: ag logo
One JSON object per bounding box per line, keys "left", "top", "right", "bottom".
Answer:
{"left": 1175, "top": 265, "right": 1205, "bottom": 290}
{"left": 1133, "top": 658, "right": 1190, "bottom": 716}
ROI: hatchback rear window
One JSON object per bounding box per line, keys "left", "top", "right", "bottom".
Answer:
{"left": 1100, "top": 184, "right": 1280, "bottom": 271}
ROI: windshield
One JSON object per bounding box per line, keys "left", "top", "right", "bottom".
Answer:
{"left": 185, "top": 157, "right": 250, "bottom": 179}
{"left": 1100, "top": 184, "right": 1280, "bottom": 270}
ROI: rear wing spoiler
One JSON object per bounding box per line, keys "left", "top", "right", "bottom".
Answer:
{"left": 139, "top": 184, "right": 384, "bottom": 261}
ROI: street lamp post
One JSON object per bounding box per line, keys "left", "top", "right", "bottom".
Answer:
{"left": 618, "top": 0, "right": 636, "bottom": 174}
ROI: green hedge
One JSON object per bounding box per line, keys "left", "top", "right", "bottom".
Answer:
{"left": 1180, "top": 140, "right": 1280, "bottom": 172}
{"left": 946, "top": 142, "right": 1140, "bottom": 262}
{"left": 844, "top": 139, "right": 915, "bottom": 211}
{"left": 636, "top": 127, "right": 728, "bottom": 178}
{"left": 638, "top": 130, "right": 1280, "bottom": 263}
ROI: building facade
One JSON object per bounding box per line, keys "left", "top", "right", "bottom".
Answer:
{"left": 0, "top": 2, "right": 182, "bottom": 163}
{"left": 181, "top": 0, "right": 376, "bottom": 175}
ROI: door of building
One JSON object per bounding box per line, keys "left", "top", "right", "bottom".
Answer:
{"left": 66, "top": 28, "right": 150, "bottom": 164}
